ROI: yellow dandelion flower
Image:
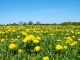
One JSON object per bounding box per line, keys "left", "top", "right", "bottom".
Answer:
{"left": 57, "top": 40, "right": 61, "bottom": 42}
{"left": 55, "top": 44, "right": 63, "bottom": 50}
{"left": 21, "top": 31, "right": 27, "bottom": 36}
{"left": 36, "top": 36, "right": 41, "bottom": 40}
{"left": 43, "top": 56, "right": 49, "bottom": 60}
{"left": 9, "top": 43, "right": 16, "bottom": 49}
{"left": 63, "top": 46, "right": 68, "bottom": 49}
{"left": 34, "top": 46, "right": 40, "bottom": 52}
{"left": 17, "top": 35, "right": 20, "bottom": 38}
{"left": 49, "top": 34, "right": 54, "bottom": 36}
{"left": 65, "top": 37, "right": 73, "bottom": 43}
{"left": 29, "top": 35, "right": 35, "bottom": 40}
{"left": 78, "top": 38, "right": 80, "bottom": 41}
{"left": 72, "top": 36, "right": 75, "bottom": 38}
{"left": 71, "top": 41, "right": 77, "bottom": 46}
{"left": 18, "top": 49, "right": 23, "bottom": 53}
{"left": 23, "top": 36, "right": 31, "bottom": 43}
{"left": 33, "top": 39, "right": 39, "bottom": 44}
{"left": 0, "top": 39, "right": 5, "bottom": 42}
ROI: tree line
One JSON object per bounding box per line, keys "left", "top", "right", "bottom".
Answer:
{"left": 0, "top": 21, "right": 80, "bottom": 26}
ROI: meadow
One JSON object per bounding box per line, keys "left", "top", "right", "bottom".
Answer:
{"left": 0, "top": 25, "right": 80, "bottom": 60}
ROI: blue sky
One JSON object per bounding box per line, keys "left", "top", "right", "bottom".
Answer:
{"left": 0, "top": 0, "right": 80, "bottom": 24}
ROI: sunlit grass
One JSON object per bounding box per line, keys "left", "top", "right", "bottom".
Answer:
{"left": 0, "top": 25, "right": 80, "bottom": 60}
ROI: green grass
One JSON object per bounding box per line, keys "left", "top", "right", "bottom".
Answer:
{"left": 0, "top": 25, "right": 80, "bottom": 60}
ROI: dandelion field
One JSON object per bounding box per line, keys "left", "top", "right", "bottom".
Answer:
{"left": 0, "top": 25, "right": 80, "bottom": 60}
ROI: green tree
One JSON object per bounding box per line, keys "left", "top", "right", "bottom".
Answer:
{"left": 28, "top": 21, "right": 33, "bottom": 25}
{"left": 61, "top": 21, "right": 71, "bottom": 25}
{"left": 19, "top": 21, "right": 23, "bottom": 25}
{"left": 35, "top": 21, "right": 40, "bottom": 25}
{"left": 23, "top": 22, "right": 27, "bottom": 25}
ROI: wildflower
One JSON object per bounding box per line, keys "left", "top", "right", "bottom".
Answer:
{"left": 72, "top": 36, "right": 75, "bottom": 38}
{"left": 63, "top": 46, "right": 68, "bottom": 49}
{"left": 31, "top": 57, "right": 36, "bottom": 60}
{"left": 17, "top": 35, "right": 20, "bottom": 38}
{"left": 71, "top": 30, "right": 74, "bottom": 33}
{"left": 65, "top": 33, "right": 69, "bottom": 36}
{"left": 34, "top": 46, "right": 40, "bottom": 52}
{"left": 33, "top": 39, "right": 39, "bottom": 44}
{"left": 9, "top": 43, "right": 16, "bottom": 49}
{"left": 55, "top": 44, "right": 63, "bottom": 50}
{"left": 49, "top": 34, "right": 54, "bottom": 36}
{"left": 21, "top": 31, "right": 27, "bottom": 36}
{"left": 43, "top": 56, "right": 49, "bottom": 60}
{"left": 0, "top": 39, "right": 5, "bottom": 42}
{"left": 77, "top": 32, "right": 80, "bottom": 35}
{"left": 71, "top": 41, "right": 77, "bottom": 46}
{"left": 18, "top": 49, "right": 23, "bottom": 53}
{"left": 23, "top": 38, "right": 28, "bottom": 43}
{"left": 23, "top": 36, "right": 31, "bottom": 43}
{"left": 11, "top": 39, "right": 17, "bottom": 43}
{"left": 29, "top": 35, "right": 35, "bottom": 40}
{"left": 65, "top": 37, "right": 73, "bottom": 43}
{"left": 5, "top": 36, "right": 8, "bottom": 38}
{"left": 12, "top": 30, "right": 16, "bottom": 32}
{"left": 26, "top": 29, "right": 30, "bottom": 32}
{"left": 57, "top": 39, "right": 61, "bottom": 42}
{"left": 78, "top": 38, "right": 80, "bottom": 41}
{"left": 36, "top": 36, "right": 41, "bottom": 40}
